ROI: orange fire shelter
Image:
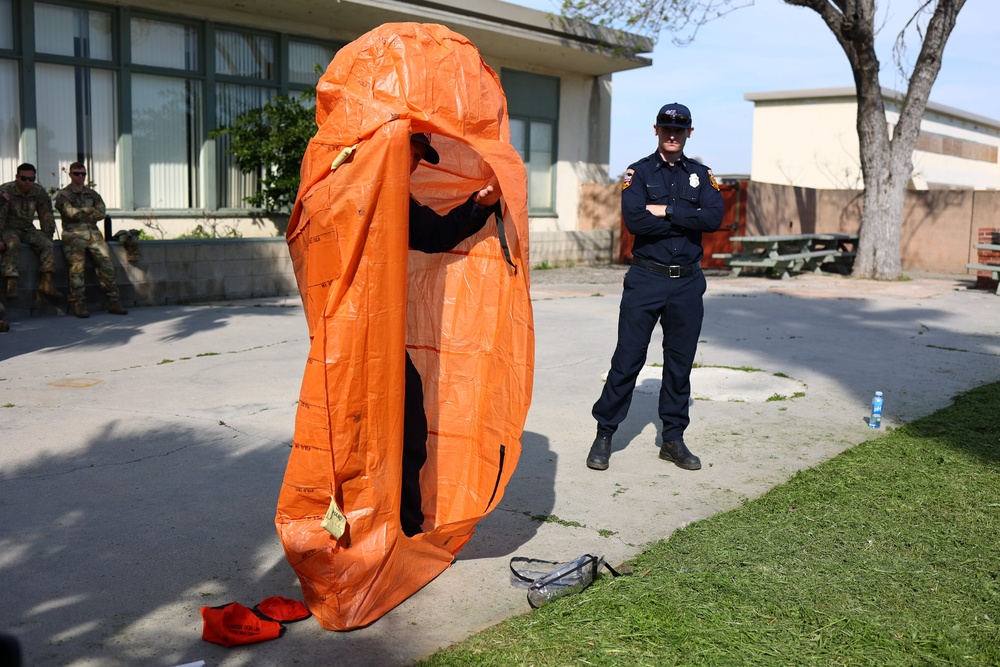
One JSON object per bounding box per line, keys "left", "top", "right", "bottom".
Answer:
{"left": 275, "top": 22, "right": 534, "bottom": 630}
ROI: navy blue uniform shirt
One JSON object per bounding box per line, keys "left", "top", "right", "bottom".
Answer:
{"left": 621, "top": 151, "right": 724, "bottom": 266}
{"left": 409, "top": 194, "right": 494, "bottom": 254}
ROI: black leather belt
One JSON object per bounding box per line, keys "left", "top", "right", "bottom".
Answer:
{"left": 631, "top": 256, "right": 698, "bottom": 278}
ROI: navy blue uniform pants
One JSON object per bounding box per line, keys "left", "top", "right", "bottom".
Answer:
{"left": 592, "top": 265, "right": 706, "bottom": 441}
{"left": 402, "top": 353, "right": 428, "bottom": 536}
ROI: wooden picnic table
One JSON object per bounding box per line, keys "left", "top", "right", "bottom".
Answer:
{"left": 966, "top": 244, "right": 1000, "bottom": 295}
{"left": 712, "top": 233, "right": 858, "bottom": 279}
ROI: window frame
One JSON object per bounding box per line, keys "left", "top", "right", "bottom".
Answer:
{"left": 501, "top": 68, "right": 560, "bottom": 218}
{"left": 1, "top": 0, "right": 342, "bottom": 215}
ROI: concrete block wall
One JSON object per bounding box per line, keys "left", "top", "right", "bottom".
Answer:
{"left": 4, "top": 238, "right": 298, "bottom": 315}
{"left": 529, "top": 229, "right": 615, "bottom": 268}
{"left": 3, "top": 230, "right": 618, "bottom": 317}
{"left": 117, "top": 238, "right": 298, "bottom": 305}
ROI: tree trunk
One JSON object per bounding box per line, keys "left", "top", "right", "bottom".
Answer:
{"left": 850, "top": 43, "right": 904, "bottom": 279}
{"left": 854, "top": 90, "right": 907, "bottom": 280}
{"left": 788, "top": 0, "right": 965, "bottom": 280}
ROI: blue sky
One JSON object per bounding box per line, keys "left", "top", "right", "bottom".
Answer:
{"left": 508, "top": 0, "right": 1000, "bottom": 178}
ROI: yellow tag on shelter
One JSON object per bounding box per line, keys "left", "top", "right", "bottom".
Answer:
{"left": 321, "top": 497, "right": 347, "bottom": 538}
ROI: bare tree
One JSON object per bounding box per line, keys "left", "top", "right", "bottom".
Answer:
{"left": 563, "top": 0, "right": 967, "bottom": 279}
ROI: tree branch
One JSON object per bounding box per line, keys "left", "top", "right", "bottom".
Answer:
{"left": 891, "top": 0, "right": 966, "bottom": 159}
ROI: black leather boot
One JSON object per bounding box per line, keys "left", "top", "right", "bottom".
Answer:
{"left": 659, "top": 439, "right": 701, "bottom": 470}
{"left": 586, "top": 435, "right": 612, "bottom": 471}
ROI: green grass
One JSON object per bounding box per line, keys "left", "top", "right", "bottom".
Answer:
{"left": 766, "top": 391, "right": 807, "bottom": 402}
{"left": 526, "top": 513, "right": 585, "bottom": 529}
{"left": 423, "top": 382, "right": 1000, "bottom": 666}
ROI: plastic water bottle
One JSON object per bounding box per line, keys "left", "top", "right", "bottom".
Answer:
{"left": 869, "top": 391, "right": 883, "bottom": 429}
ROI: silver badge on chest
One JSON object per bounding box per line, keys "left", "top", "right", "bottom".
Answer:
{"left": 689, "top": 173, "right": 700, "bottom": 188}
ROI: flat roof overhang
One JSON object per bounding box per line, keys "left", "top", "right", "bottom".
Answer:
{"left": 745, "top": 87, "right": 1000, "bottom": 131}
{"left": 115, "top": 0, "right": 654, "bottom": 76}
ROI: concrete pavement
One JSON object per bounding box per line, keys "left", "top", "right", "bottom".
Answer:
{"left": 1, "top": 269, "right": 998, "bottom": 666}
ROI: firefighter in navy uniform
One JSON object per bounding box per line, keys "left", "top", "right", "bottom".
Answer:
{"left": 588, "top": 103, "right": 724, "bottom": 472}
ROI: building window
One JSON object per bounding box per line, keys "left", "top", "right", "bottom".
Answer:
{"left": 214, "top": 29, "right": 276, "bottom": 208}
{"left": 502, "top": 69, "right": 559, "bottom": 215}
{"left": 35, "top": 2, "right": 112, "bottom": 60}
{"left": 131, "top": 17, "right": 202, "bottom": 208}
{"left": 131, "top": 17, "right": 199, "bottom": 71}
{"left": 35, "top": 63, "right": 119, "bottom": 206}
{"left": 216, "top": 29, "right": 273, "bottom": 80}
{"left": 0, "top": 59, "right": 19, "bottom": 179}
{"left": 510, "top": 118, "right": 555, "bottom": 212}
{"left": 1, "top": 2, "right": 340, "bottom": 215}
{"left": 1, "top": 0, "right": 13, "bottom": 50}
{"left": 32, "top": 3, "right": 118, "bottom": 201}
{"left": 216, "top": 83, "right": 274, "bottom": 208}
{"left": 288, "top": 40, "right": 336, "bottom": 88}
{"left": 132, "top": 74, "right": 203, "bottom": 209}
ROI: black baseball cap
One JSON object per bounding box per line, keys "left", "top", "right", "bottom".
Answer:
{"left": 410, "top": 133, "right": 440, "bottom": 165}
{"left": 655, "top": 103, "right": 692, "bottom": 128}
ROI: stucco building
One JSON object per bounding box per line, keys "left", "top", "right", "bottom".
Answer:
{"left": 0, "top": 0, "right": 652, "bottom": 239}
{"left": 742, "top": 87, "right": 1000, "bottom": 275}
{"left": 745, "top": 87, "right": 1000, "bottom": 191}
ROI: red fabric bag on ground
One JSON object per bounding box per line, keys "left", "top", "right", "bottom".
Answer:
{"left": 255, "top": 596, "right": 311, "bottom": 623}
{"left": 200, "top": 602, "right": 285, "bottom": 647}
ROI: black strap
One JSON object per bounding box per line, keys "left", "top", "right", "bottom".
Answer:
{"left": 510, "top": 555, "right": 625, "bottom": 583}
{"left": 493, "top": 205, "right": 518, "bottom": 275}
{"left": 509, "top": 556, "right": 561, "bottom": 584}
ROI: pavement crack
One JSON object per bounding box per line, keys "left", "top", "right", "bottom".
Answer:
{"left": 537, "top": 354, "right": 607, "bottom": 370}
{"left": 2, "top": 440, "right": 207, "bottom": 482}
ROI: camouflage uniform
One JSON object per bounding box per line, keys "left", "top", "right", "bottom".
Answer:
{"left": 54, "top": 184, "right": 120, "bottom": 304}
{"left": 0, "top": 180, "right": 57, "bottom": 278}
{"left": 0, "top": 236, "right": 6, "bottom": 330}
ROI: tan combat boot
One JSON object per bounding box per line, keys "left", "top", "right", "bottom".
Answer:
{"left": 72, "top": 301, "right": 90, "bottom": 318}
{"left": 107, "top": 301, "right": 128, "bottom": 315}
{"left": 37, "top": 272, "right": 62, "bottom": 300}
{"left": 5, "top": 277, "right": 17, "bottom": 300}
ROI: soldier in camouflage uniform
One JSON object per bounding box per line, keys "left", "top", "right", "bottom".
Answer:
{"left": 54, "top": 162, "right": 127, "bottom": 318}
{"left": 0, "top": 238, "right": 7, "bottom": 332}
{"left": 0, "top": 163, "right": 63, "bottom": 302}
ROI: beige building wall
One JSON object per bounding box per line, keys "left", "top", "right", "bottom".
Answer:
{"left": 747, "top": 181, "right": 998, "bottom": 273}
{"left": 746, "top": 88, "right": 1000, "bottom": 191}
{"left": 906, "top": 103, "right": 1000, "bottom": 189}
{"left": 525, "top": 73, "right": 613, "bottom": 232}
{"left": 748, "top": 93, "right": 862, "bottom": 189}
